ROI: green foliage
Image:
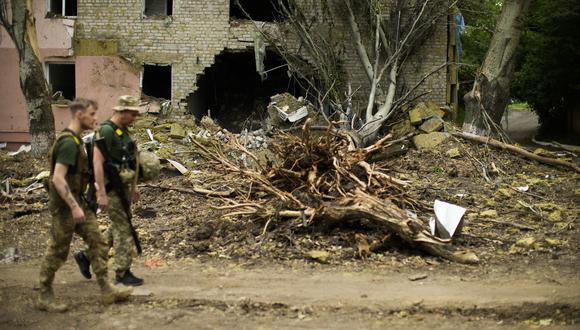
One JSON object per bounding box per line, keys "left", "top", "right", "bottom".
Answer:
{"left": 511, "top": 0, "right": 580, "bottom": 138}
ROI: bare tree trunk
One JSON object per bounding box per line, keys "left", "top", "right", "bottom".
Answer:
{"left": 1, "top": 0, "right": 55, "bottom": 157}
{"left": 463, "top": 0, "right": 531, "bottom": 135}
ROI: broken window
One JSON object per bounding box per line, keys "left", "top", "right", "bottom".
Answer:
{"left": 47, "top": 0, "right": 77, "bottom": 17}
{"left": 188, "top": 49, "right": 303, "bottom": 132}
{"left": 46, "top": 63, "right": 76, "bottom": 101}
{"left": 230, "top": 0, "right": 284, "bottom": 22}
{"left": 142, "top": 65, "right": 172, "bottom": 100}
{"left": 144, "top": 0, "right": 173, "bottom": 16}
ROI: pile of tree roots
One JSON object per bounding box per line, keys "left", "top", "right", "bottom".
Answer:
{"left": 192, "top": 120, "right": 479, "bottom": 264}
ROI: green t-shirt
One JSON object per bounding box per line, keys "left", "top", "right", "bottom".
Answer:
{"left": 53, "top": 134, "right": 80, "bottom": 173}
{"left": 98, "top": 121, "right": 135, "bottom": 165}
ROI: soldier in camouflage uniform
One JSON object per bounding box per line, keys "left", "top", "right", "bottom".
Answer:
{"left": 75, "top": 95, "right": 144, "bottom": 286}
{"left": 38, "top": 99, "right": 132, "bottom": 313}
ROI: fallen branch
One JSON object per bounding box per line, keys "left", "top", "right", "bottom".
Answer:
{"left": 140, "top": 183, "right": 234, "bottom": 197}
{"left": 453, "top": 132, "right": 580, "bottom": 172}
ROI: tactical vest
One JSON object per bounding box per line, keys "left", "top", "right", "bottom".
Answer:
{"left": 97, "top": 120, "right": 137, "bottom": 170}
{"left": 47, "top": 130, "right": 88, "bottom": 209}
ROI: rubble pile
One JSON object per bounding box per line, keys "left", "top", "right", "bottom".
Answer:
{"left": 0, "top": 99, "right": 578, "bottom": 266}
{"left": 406, "top": 101, "right": 451, "bottom": 150}
{"left": 266, "top": 93, "right": 315, "bottom": 129}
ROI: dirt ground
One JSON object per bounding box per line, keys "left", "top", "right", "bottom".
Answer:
{"left": 1, "top": 258, "right": 579, "bottom": 329}
{"left": 1, "top": 117, "right": 579, "bottom": 329}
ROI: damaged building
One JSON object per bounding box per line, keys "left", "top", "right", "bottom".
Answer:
{"left": 0, "top": 0, "right": 459, "bottom": 144}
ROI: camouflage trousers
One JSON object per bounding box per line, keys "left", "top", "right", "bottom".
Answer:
{"left": 104, "top": 191, "right": 135, "bottom": 275}
{"left": 40, "top": 202, "right": 109, "bottom": 288}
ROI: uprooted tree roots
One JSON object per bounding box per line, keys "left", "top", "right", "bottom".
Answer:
{"left": 191, "top": 120, "right": 479, "bottom": 264}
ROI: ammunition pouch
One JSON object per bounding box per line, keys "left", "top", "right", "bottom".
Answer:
{"left": 119, "top": 168, "right": 136, "bottom": 185}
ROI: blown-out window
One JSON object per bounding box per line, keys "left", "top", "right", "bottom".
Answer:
{"left": 46, "top": 63, "right": 76, "bottom": 101}
{"left": 47, "top": 0, "right": 77, "bottom": 17}
{"left": 230, "top": 0, "right": 285, "bottom": 22}
{"left": 144, "top": 0, "right": 173, "bottom": 16}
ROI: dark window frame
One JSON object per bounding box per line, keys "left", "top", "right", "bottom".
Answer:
{"left": 46, "top": 0, "right": 77, "bottom": 18}
{"left": 45, "top": 62, "right": 76, "bottom": 101}
{"left": 143, "top": 0, "right": 173, "bottom": 17}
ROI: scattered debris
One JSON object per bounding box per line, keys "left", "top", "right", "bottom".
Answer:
{"left": 169, "top": 123, "right": 186, "bottom": 139}
{"left": 144, "top": 258, "right": 165, "bottom": 268}
{"left": 408, "top": 273, "right": 428, "bottom": 281}
{"left": 419, "top": 117, "right": 444, "bottom": 133}
{"left": 0, "top": 95, "right": 577, "bottom": 272}
{"left": 305, "top": 250, "right": 330, "bottom": 263}
{"left": 354, "top": 233, "right": 371, "bottom": 260}
{"left": 267, "top": 93, "right": 314, "bottom": 128}
{"left": 34, "top": 171, "right": 50, "bottom": 181}
{"left": 429, "top": 200, "right": 466, "bottom": 239}
{"left": 514, "top": 236, "right": 538, "bottom": 249}
{"left": 8, "top": 145, "right": 31, "bottom": 156}
{"left": 453, "top": 131, "right": 580, "bottom": 172}
{"left": 166, "top": 159, "right": 188, "bottom": 175}
{"left": 412, "top": 132, "right": 449, "bottom": 150}
{"left": 480, "top": 210, "right": 498, "bottom": 218}
{"left": 446, "top": 148, "right": 460, "bottom": 158}
{"left": 408, "top": 102, "right": 445, "bottom": 126}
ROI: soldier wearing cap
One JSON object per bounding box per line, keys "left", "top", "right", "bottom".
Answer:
{"left": 38, "top": 98, "right": 132, "bottom": 312}
{"left": 74, "top": 95, "right": 145, "bottom": 286}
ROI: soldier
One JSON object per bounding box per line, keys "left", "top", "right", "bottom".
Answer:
{"left": 38, "top": 99, "right": 132, "bottom": 313}
{"left": 75, "top": 95, "right": 144, "bottom": 286}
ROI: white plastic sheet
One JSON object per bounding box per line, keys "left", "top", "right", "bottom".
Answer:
{"left": 429, "top": 200, "right": 467, "bottom": 239}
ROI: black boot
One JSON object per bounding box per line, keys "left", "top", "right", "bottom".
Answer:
{"left": 114, "top": 270, "right": 144, "bottom": 286}
{"left": 73, "top": 251, "right": 92, "bottom": 279}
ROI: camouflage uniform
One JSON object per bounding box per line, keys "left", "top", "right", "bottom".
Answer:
{"left": 97, "top": 120, "right": 137, "bottom": 276}
{"left": 39, "top": 130, "right": 129, "bottom": 311}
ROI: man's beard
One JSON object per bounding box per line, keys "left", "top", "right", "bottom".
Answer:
{"left": 81, "top": 122, "right": 95, "bottom": 131}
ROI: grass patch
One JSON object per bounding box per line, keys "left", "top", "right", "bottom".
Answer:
{"left": 508, "top": 102, "right": 531, "bottom": 111}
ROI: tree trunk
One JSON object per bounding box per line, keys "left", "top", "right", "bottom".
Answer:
{"left": 3, "top": 0, "right": 55, "bottom": 157}
{"left": 463, "top": 0, "right": 531, "bottom": 135}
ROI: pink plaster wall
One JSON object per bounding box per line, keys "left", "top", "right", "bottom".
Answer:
{"left": 75, "top": 56, "right": 141, "bottom": 122}
{"left": 0, "top": 52, "right": 142, "bottom": 147}
{"left": 0, "top": 0, "right": 75, "bottom": 147}
{"left": 0, "top": 2, "right": 142, "bottom": 147}
{"left": 0, "top": 1, "right": 74, "bottom": 51}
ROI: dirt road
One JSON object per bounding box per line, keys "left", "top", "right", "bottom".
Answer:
{"left": 502, "top": 108, "right": 539, "bottom": 146}
{"left": 1, "top": 258, "right": 578, "bottom": 329}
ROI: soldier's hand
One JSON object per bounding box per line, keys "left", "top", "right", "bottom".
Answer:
{"left": 72, "top": 205, "right": 86, "bottom": 224}
{"left": 97, "top": 193, "right": 108, "bottom": 211}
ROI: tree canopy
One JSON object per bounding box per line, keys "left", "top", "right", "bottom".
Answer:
{"left": 512, "top": 0, "right": 580, "bottom": 140}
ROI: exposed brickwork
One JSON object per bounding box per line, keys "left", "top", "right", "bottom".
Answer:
{"left": 75, "top": 0, "right": 449, "bottom": 114}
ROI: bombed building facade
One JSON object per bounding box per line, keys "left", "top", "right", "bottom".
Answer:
{"left": 0, "top": 0, "right": 458, "bottom": 144}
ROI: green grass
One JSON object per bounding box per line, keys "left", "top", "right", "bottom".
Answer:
{"left": 507, "top": 102, "right": 531, "bottom": 111}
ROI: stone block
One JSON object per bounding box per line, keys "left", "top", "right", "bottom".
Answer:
{"left": 425, "top": 101, "right": 446, "bottom": 119}
{"left": 419, "top": 117, "right": 444, "bottom": 133}
{"left": 169, "top": 123, "right": 186, "bottom": 139}
{"left": 412, "top": 132, "right": 449, "bottom": 150}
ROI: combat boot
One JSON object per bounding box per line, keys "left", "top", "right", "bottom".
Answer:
{"left": 37, "top": 286, "right": 68, "bottom": 313}
{"left": 100, "top": 281, "right": 133, "bottom": 305}
{"left": 114, "top": 270, "right": 144, "bottom": 286}
{"left": 73, "top": 251, "right": 92, "bottom": 279}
